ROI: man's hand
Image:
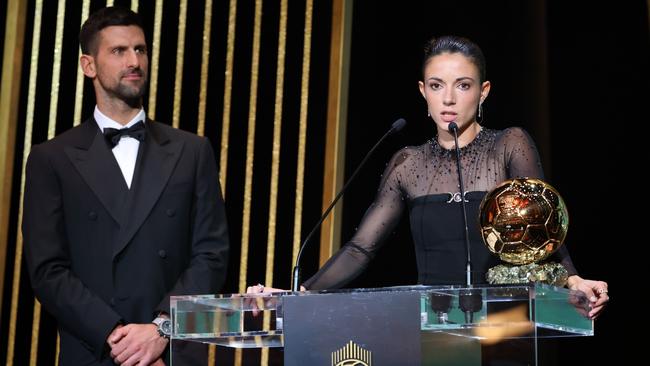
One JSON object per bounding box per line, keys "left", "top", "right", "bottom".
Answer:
{"left": 108, "top": 323, "right": 168, "bottom": 366}
{"left": 107, "top": 324, "right": 124, "bottom": 348}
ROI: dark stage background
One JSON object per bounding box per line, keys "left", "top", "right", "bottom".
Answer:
{"left": 338, "top": 1, "right": 648, "bottom": 365}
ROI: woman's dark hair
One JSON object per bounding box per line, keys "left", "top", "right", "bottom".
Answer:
{"left": 422, "top": 35, "right": 487, "bottom": 82}
{"left": 79, "top": 6, "right": 144, "bottom": 55}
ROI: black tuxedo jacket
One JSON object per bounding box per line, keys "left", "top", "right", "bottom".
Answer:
{"left": 23, "top": 119, "right": 229, "bottom": 365}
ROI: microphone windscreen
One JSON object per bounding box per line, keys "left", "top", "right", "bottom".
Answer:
{"left": 391, "top": 118, "right": 407, "bottom": 132}
{"left": 448, "top": 122, "right": 458, "bottom": 132}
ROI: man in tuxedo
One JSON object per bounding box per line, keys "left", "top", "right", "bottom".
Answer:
{"left": 22, "top": 6, "right": 229, "bottom": 365}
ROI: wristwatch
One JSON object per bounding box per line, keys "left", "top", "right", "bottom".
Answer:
{"left": 152, "top": 316, "right": 172, "bottom": 339}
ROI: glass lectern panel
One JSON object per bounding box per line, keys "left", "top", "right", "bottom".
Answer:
{"left": 170, "top": 283, "right": 592, "bottom": 348}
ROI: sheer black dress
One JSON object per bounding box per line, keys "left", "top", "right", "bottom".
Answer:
{"left": 303, "top": 127, "right": 577, "bottom": 290}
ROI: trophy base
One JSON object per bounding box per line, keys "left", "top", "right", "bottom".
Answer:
{"left": 486, "top": 262, "right": 568, "bottom": 287}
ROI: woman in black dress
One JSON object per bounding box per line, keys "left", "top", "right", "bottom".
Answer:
{"left": 251, "top": 35, "right": 609, "bottom": 319}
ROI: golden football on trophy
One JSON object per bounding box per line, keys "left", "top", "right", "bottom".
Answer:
{"left": 479, "top": 178, "right": 570, "bottom": 285}
{"left": 479, "top": 178, "right": 568, "bottom": 264}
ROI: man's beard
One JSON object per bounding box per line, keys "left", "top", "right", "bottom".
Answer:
{"left": 98, "top": 67, "right": 148, "bottom": 107}
{"left": 114, "top": 81, "right": 147, "bottom": 107}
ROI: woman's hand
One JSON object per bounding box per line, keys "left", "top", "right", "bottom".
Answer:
{"left": 245, "top": 284, "right": 286, "bottom": 294}
{"left": 566, "top": 275, "right": 609, "bottom": 319}
{"left": 245, "top": 284, "right": 305, "bottom": 294}
{"left": 244, "top": 284, "right": 298, "bottom": 316}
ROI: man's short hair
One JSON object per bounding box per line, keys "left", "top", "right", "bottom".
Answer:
{"left": 79, "top": 6, "right": 144, "bottom": 55}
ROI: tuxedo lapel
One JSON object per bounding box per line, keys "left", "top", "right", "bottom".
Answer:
{"left": 64, "top": 120, "right": 129, "bottom": 226}
{"left": 113, "top": 121, "right": 184, "bottom": 258}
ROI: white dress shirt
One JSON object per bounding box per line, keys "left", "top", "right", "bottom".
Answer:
{"left": 94, "top": 106, "right": 146, "bottom": 189}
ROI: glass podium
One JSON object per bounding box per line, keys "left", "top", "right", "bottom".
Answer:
{"left": 170, "top": 284, "right": 593, "bottom": 365}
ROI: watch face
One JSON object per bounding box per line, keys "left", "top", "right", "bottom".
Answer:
{"left": 161, "top": 319, "right": 172, "bottom": 336}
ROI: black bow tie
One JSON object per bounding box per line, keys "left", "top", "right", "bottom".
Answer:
{"left": 103, "top": 121, "right": 146, "bottom": 148}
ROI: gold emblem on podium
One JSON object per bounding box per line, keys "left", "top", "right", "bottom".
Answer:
{"left": 332, "top": 340, "right": 372, "bottom": 366}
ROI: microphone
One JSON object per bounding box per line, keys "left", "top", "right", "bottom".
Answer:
{"left": 448, "top": 122, "right": 482, "bottom": 323}
{"left": 291, "top": 118, "right": 407, "bottom": 291}
{"left": 430, "top": 291, "right": 453, "bottom": 324}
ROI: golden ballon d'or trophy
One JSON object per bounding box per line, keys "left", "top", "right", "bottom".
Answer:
{"left": 479, "top": 178, "right": 569, "bottom": 286}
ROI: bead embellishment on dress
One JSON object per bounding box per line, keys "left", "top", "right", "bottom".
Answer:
{"left": 447, "top": 192, "right": 469, "bottom": 203}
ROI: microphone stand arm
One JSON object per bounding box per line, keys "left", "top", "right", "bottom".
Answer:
{"left": 450, "top": 128, "right": 472, "bottom": 287}
{"left": 292, "top": 127, "right": 398, "bottom": 291}
{"left": 449, "top": 124, "right": 482, "bottom": 323}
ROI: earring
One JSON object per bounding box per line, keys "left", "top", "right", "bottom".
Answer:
{"left": 427, "top": 111, "right": 431, "bottom": 117}
{"left": 477, "top": 102, "right": 483, "bottom": 123}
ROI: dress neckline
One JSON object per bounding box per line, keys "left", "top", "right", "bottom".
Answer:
{"left": 429, "top": 127, "right": 489, "bottom": 154}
